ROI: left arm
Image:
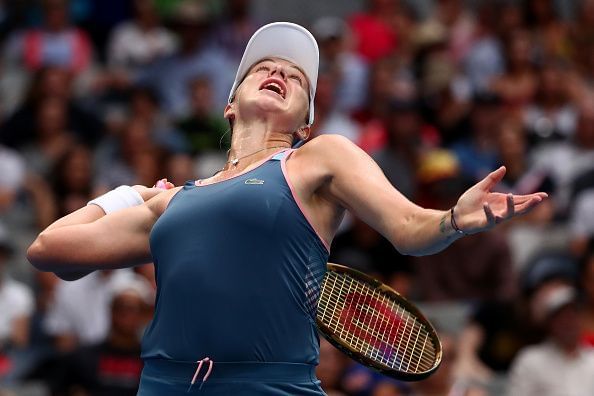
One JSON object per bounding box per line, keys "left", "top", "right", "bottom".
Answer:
{"left": 313, "top": 135, "right": 546, "bottom": 256}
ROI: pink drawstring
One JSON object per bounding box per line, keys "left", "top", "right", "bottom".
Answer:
{"left": 187, "top": 357, "right": 214, "bottom": 392}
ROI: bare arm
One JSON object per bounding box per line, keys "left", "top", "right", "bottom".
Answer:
{"left": 27, "top": 187, "right": 179, "bottom": 277}
{"left": 311, "top": 135, "right": 546, "bottom": 256}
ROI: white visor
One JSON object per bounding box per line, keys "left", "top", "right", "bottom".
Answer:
{"left": 228, "top": 22, "right": 319, "bottom": 125}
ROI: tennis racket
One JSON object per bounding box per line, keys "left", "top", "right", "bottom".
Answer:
{"left": 316, "top": 263, "right": 442, "bottom": 381}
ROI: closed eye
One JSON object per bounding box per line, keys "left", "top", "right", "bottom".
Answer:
{"left": 254, "top": 65, "right": 270, "bottom": 73}
{"left": 290, "top": 74, "right": 303, "bottom": 85}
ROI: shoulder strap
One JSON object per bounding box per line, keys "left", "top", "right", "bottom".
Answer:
{"left": 271, "top": 149, "right": 294, "bottom": 161}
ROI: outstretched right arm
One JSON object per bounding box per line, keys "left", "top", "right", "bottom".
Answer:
{"left": 27, "top": 187, "right": 178, "bottom": 279}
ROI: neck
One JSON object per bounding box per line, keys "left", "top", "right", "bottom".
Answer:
{"left": 226, "top": 118, "right": 293, "bottom": 169}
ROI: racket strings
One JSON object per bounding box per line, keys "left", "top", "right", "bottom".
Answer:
{"left": 321, "top": 279, "right": 435, "bottom": 373}
{"left": 320, "top": 275, "right": 435, "bottom": 369}
{"left": 318, "top": 271, "right": 437, "bottom": 374}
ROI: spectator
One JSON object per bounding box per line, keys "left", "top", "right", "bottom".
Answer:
{"left": 174, "top": 77, "right": 229, "bottom": 154}
{"left": 0, "top": 145, "right": 26, "bottom": 213}
{"left": 340, "top": 362, "right": 408, "bottom": 396}
{"left": 415, "top": 228, "right": 515, "bottom": 301}
{"left": 43, "top": 270, "right": 143, "bottom": 352}
{"left": 0, "top": 224, "right": 34, "bottom": 383}
{"left": 164, "top": 153, "right": 195, "bottom": 187}
{"left": 3, "top": 0, "right": 93, "bottom": 74}
{"left": 569, "top": 190, "right": 594, "bottom": 255}
{"left": 371, "top": 98, "right": 430, "bottom": 199}
{"left": 490, "top": 29, "right": 538, "bottom": 113}
{"left": 20, "top": 97, "right": 77, "bottom": 177}
{"left": 312, "top": 16, "right": 369, "bottom": 114}
{"left": 51, "top": 278, "right": 152, "bottom": 396}
{"left": 523, "top": 58, "right": 577, "bottom": 145}
{"left": 28, "top": 270, "right": 59, "bottom": 347}
{"left": 131, "top": 147, "right": 165, "bottom": 188}
{"left": 317, "top": 338, "right": 348, "bottom": 396}
{"left": 330, "top": 217, "right": 411, "bottom": 283}
{"left": 450, "top": 93, "right": 502, "bottom": 182}
{"left": 507, "top": 284, "right": 594, "bottom": 396}
{"left": 530, "top": 102, "right": 594, "bottom": 215}
{"left": 412, "top": 155, "right": 516, "bottom": 301}
{"left": 463, "top": 2, "right": 504, "bottom": 94}
{"left": 136, "top": 0, "right": 234, "bottom": 117}
{"left": 412, "top": 333, "right": 488, "bottom": 396}
{"left": 455, "top": 252, "right": 576, "bottom": 385}
{"left": 354, "top": 58, "right": 401, "bottom": 153}
{"left": 348, "top": 0, "right": 399, "bottom": 62}
{"left": 432, "top": 0, "right": 477, "bottom": 66}
{"left": 0, "top": 226, "right": 33, "bottom": 352}
{"left": 310, "top": 71, "right": 361, "bottom": 143}
{"left": 410, "top": 19, "right": 453, "bottom": 103}
{"left": 571, "top": 0, "right": 594, "bottom": 81}
{"left": 128, "top": 86, "right": 188, "bottom": 153}
{"left": 213, "top": 0, "right": 258, "bottom": 63}
{"left": 524, "top": 0, "right": 571, "bottom": 60}
{"left": 0, "top": 66, "right": 104, "bottom": 150}
{"left": 494, "top": 118, "right": 561, "bottom": 268}
{"left": 49, "top": 144, "right": 95, "bottom": 218}
{"left": 94, "top": 117, "right": 160, "bottom": 190}
{"left": 495, "top": 0, "right": 526, "bottom": 37}
{"left": 107, "top": 0, "right": 176, "bottom": 77}
{"left": 496, "top": 118, "right": 534, "bottom": 191}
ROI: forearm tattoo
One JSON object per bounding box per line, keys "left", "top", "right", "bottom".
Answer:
{"left": 439, "top": 214, "right": 447, "bottom": 234}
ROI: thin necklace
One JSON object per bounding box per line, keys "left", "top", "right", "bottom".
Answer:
{"left": 226, "top": 145, "right": 287, "bottom": 168}
{"left": 209, "top": 146, "right": 288, "bottom": 178}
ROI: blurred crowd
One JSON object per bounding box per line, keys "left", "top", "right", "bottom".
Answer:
{"left": 0, "top": 0, "right": 594, "bottom": 395}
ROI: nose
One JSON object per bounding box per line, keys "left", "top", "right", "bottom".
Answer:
{"left": 269, "top": 64, "right": 286, "bottom": 80}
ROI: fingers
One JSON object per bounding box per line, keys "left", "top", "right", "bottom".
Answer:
{"left": 483, "top": 202, "right": 496, "bottom": 226}
{"left": 484, "top": 196, "right": 514, "bottom": 226}
{"left": 509, "top": 193, "right": 546, "bottom": 203}
{"left": 481, "top": 191, "right": 547, "bottom": 229}
{"left": 506, "top": 193, "right": 515, "bottom": 218}
{"left": 154, "top": 178, "right": 175, "bottom": 190}
{"left": 477, "top": 166, "right": 507, "bottom": 191}
{"left": 515, "top": 196, "right": 543, "bottom": 215}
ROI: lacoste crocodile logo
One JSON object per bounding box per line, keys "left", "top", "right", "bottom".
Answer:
{"left": 245, "top": 178, "right": 265, "bottom": 185}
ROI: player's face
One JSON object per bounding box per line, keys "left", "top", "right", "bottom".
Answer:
{"left": 232, "top": 57, "right": 310, "bottom": 129}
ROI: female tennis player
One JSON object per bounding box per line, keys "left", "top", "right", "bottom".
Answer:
{"left": 27, "top": 23, "right": 546, "bottom": 395}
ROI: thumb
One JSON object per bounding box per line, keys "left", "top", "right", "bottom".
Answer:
{"left": 476, "top": 166, "right": 506, "bottom": 191}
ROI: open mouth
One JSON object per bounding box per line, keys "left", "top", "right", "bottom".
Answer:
{"left": 259, "top": 79, "right": 286, "bottom": 99}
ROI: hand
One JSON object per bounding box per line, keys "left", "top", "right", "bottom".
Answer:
{"left": 454, "top": 166, "right": 548, "bottom": 234}
{"left": 132, "top": 179, "right": 175, "bottom": 201}
{"left": 153, "top": 178, "right": 175, "bottom": 190}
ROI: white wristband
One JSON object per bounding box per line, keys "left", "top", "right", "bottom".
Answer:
{"left": 87, "top": 185, "right": 144, "bottom": 214}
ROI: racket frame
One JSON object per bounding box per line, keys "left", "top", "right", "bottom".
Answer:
{"left": 316, "top": 263, "right": 443, "bottom": 381}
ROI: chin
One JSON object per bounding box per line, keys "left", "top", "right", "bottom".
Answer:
{"left": 238, "top": 95, "right": 305, "bottom": 130}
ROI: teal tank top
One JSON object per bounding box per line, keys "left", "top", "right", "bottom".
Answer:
{"left": 143, "top": 149, "right": 329, "bottom": 365}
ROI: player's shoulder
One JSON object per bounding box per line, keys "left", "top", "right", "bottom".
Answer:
{"left": 294, "top": 134, "right": 359, "bottom": 162}
{"left": 305, "top": 133, "right": 356, "bottom": 149}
